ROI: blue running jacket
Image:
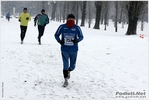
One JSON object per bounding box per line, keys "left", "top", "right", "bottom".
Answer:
{"left": 55, "top": 24, "right": 84, "bottom": 51}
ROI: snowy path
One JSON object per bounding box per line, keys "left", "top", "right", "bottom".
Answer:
{"left": 1, "top": 17, "right": 148, "bottom": 100}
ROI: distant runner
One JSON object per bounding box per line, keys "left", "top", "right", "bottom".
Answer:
{"left": 34, "top": 9, "right": 49, "bottom": 45}
{"left": 18, "top": 7, "right": 31, "bottom": 44}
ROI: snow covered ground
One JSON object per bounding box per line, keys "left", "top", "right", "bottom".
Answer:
{"left": 0, "top": 17, "right": 148, "bottom": 100}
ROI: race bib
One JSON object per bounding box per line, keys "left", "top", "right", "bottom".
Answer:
{"left": 64, "top": 33, "right": 75, "bottom": 46}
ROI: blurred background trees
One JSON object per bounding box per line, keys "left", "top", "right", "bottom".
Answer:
{"left": 1, "top": 1, "right": 148, "bottom": 35}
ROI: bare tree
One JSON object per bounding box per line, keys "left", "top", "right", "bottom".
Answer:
{"left": 93, "top": 1, "right": 103, "bottom": 29}
{"left": 140, "top": 2, "right": 148, "bottom": 31}
{"left": 103, "top": 1, "right": 110, "bottom": 30}
{"left": 41, "top": 1, "right": 46, "bottom": 10}
{"left": 87, "top": 1, "right": 92, "bottom": 28}
{"left": 121, "top": 12, "right": 127, "bottom": 28}
{"left": 114, "top": 1, "right": 118, "bottom": 32}
{"left": 119, "top": 8, "right": 123, "bottom": 24}
{"left": 119, "top": 1, "right": 128, "bottom": 28}
{"left": 55, "top": 2, "right": 62, "bottom": 22}
{"left": 75, "top": 1, "right": 80, "bottom": 25}
{"left": 140, "top": 13, "right": 146, "bottom": 31}
{"left": 80, "top": 1, "right": 87, "bottom": 26}
{"left": 62, "top": 2, "right": 67, "bottom": 23}
{"left": 70, "top": 1, "right": 79, "bottom": 25}
{"left": 100, "top": 9, "right": 104, "bottom": 25}
{"left": 51, "top": 1, "right": 57, "bottom": 21}
{"left": 123, "top": 1, "right": 147, "bottom": 35}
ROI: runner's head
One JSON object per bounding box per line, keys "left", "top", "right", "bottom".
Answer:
{"left": 66, "top": 14, "right": 75, "bottom": 28}
{"left": 67, "top": 14, "right": 75, "bottom": 20}
{"left": 23, "top": 8, "right": 28, "bottom": 13}
{"left": 41, "top": 9, "right": 45, "bottom": 15}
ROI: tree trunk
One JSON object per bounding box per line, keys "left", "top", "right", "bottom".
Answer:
{"left": 94, "top": 7, "right": 101, "bottom": 29}
{"left": 63, "top": 2, "right": 66, "bottom": 23}
{"left": 51, "top": 2, "right": 57, "bottom": 21}
{"left": 75, "top": 1, "right": 79, "bottom": 25}
{"left": 126, "top": 17, "right": 138, "bottom": 35}
{"left": 115, "top": 1, "right": 118, "bottom": 32}
{"left": 119, "top": 9, "right": 122, "bottom": 23}
{"left": 141, "top": 20, "right": 144, "bottom": 31}
{"left": 80, "top": 1, "right": 87, "bottom": 26}
{"left": 122, "top": 17, "right": 125, "bottom": 28}
{"left": 88, "top": 1, "right": 91, "bottom": 28}
{"left": 104, "top": 1, "right": 109, "bottom": 30}
{"left": 140, "top": 10, "right": 146, "bottom": 31}
{"left": 100, "top": 10, "right": 104, "bottom": 25}
{"left": 93, "top": 1, "right": 102, "bottom": 29}
{"left": 125, "top": 1, "right": 139, "bottom": 35}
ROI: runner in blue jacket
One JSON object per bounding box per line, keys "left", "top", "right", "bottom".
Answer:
{"left": 55, "top": 14, "right": 84, "bottom": 87}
